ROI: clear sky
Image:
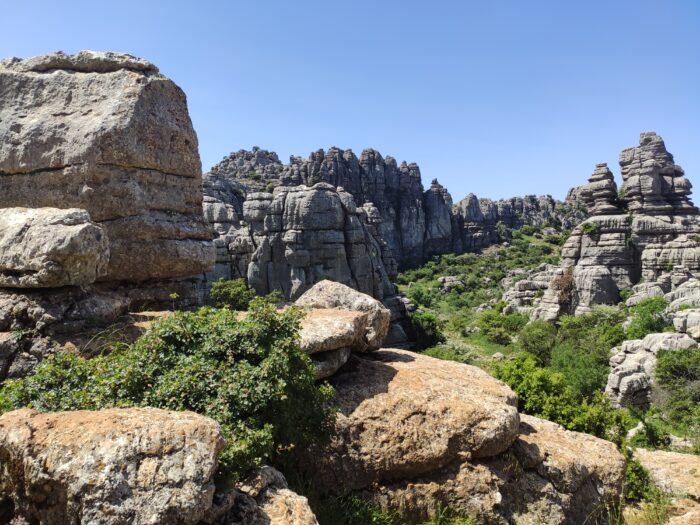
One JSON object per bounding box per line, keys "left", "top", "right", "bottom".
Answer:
{"left": 2, "top": 1, "right": 698, "bottom": 201}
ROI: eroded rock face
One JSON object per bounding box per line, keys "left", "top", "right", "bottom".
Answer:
{"left": 301, "top": 349, "right": 625, "bottom": 524}
{"left": 532, "top": 133, "right": 700, "bottom": 320}
{"left": 0, "top": 51, "right": 214, "bottom": 283}
{"left": 0, "top": 207, "right": 109, "bottom": 288}
{"left": 0, "top": 408, "right": 224, "bottom": 525}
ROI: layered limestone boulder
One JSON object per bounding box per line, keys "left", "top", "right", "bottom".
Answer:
{"left": 0, "top": 51, "right": 214, "bottom": 283}
{"left": 532, "top": 133, "right": 700, "bottom": 320}
{"left": 0, "top": 408, "right": 224, "bottom": 524}
{"left": 605, "top": 332, "right": 697, "bottom": 408}
{"left": 301, "top": 349, "right": 625, "bottom": 524}
{"left": 0, "top": 207, "right": 109, "bottom": 288}
{"left": 296, "top": 280, "right": 391, "bottom": 351}
{"left": 502, "top": 264, "right": 565, "bottom": 315}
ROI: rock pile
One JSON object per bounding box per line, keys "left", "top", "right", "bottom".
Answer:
{"left": 301, "top": 348, "right": 626, "bottom": 524}
{"left": 532, "top": 132, "right": 700, "bottom": 320}
{"left": 0, "top": 51, "right": 215, "bottom": 379}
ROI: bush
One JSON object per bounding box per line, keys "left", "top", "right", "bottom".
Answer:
{"left": 495, "top": 354, "right": 626, "bottom": 441}
{"left": 478, "top": 311, "right": 528, "bottom": 345}
{"left": 0, "top": 300, "right": 336, "bottom": 484}
{"left": 551, "top": 267, "right": 575, "bottom": 302}
{"left": 210, "top": 278, "right": 257, "bottom": 310}
{"left": 626, "top": 297, "right": 670, "bottom": 339}
{"left": 549, "top": 342, "right": 608, "bottom": 399}
{"left": 518, "top": 320, "right": 557, "bottom": 363}
{"left": 580, "top": 222, "right": 601, "bottom": 234}
{"left": 412, "top": 311, "right": 447, "bottom": 349}
{"left": 655, "top": 347, "right": 700, "bottom": 439}
{"left": 556, "top": 306, "right": 626, "bottom": 362}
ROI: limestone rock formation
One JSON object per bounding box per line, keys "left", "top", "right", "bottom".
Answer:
{"left": 301, "top": 349, "right": 625, "bottom": 524}
{"left": 502, "top": 264, "right": 566, "bottom": 315}
{"left": 532, "top": 133, "right": 700, "bottom": 320}
{"left": 605, "top": 332, "right": 697, "bottom": 408}
{"left": 296, "top": 280, "right": 391, "bottom": 351}
{"left": 202, "top": 146, "right": 588, "bottom": 290}
{"left": 0, "top": 207, "right": 109, "bottom": 288}
{"left": 580, "top": 163, "right": 621, "bottom": 215}
{"left": 0, "top": 408, "right": 224, "bottom": 525}
{"left": 0, "top": 51, "right": 214, "bottom": 283}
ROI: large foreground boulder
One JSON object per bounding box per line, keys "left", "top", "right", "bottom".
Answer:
{"left": 0, "top": 408, "right": 224, "bottom": 525}
{"left": 0, "top": 207, "right": 109, "bottom": 288}
{"left": 302, "top": 349, "right": 626, "bottom": 524}
{"left": 296, "top": 280, "right": 391, "bottom": 350}
{"left": 0, "top": 51, "right": 214, "bottom": 283}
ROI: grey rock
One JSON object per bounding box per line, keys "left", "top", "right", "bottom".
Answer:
{"left": 606, "top": 332, "right": 697, "bottom": 408}
{"left": 0, "top": 51, "right": 214, "bottom": 283}
{"left": 0, "top": 207, "right": 109, "bottom": 288}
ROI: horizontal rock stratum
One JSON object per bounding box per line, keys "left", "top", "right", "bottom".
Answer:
{"left": 0, "top": 50, "right": 214, "bottom": 283}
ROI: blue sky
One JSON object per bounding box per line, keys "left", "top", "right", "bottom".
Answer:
{"left": 3, "top": 1, "right": 698, "bottom": 200}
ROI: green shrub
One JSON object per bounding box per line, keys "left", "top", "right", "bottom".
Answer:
{"left": 412, "top": 311, "right": 447, "bottom": 349}
{"left": 518, "top": 320, "right": 557, "bottom": 363}
{"left": 0, "top": 301, "right": 335, "bottom": 484}
{"left": 495, "top": 354, "right": 625, "bottom": 441}
{"left": 655, "top": 347, "right": 700, "bottom": 439}
{"left": 549, "top": 342, "right": 609, "bottom": 399}
{"left": 580, "top": 221, "right": 601, "bottom": 234}
{"left": 210, "top": 278, "right": 257, "bottom": 310}
{"left": 626, "top": 297, "right": 670, "bottom": 339}
{"left": 556, "top": 306, "right": 626, "bottom": 362}
{"left": 478, "top": 311, "right": 528, "bottom": 345}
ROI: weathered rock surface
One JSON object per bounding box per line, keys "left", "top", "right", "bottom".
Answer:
{"left": 302, "top": 349, "right": 625, "bottom": 524}
{"left": 0, "top": 207, "right": 109, "bottom": 288}
{"left": 296, "top": 280, "right": 391, "bottom": 351}
{"left": 306, "top": 349, "right": 520, "bottom": 492}
{"left": 532, "top": 133, "right": 700, "bottom": 320}
{"left": 0, "top": 408, "right": 224, "bottom": 525}
{"left": 634, "top": 448, "right": 700, "bottom": 499}
{"left": 203, "top": 467, "right": 318, "bottom": 525}
{"left": 0, "top": 51, "right": 214, "bottom": 283}
{"left": 606, "top": 332, "right": 697, "bottom": 408}
{"left": 202, "top": 147, "right": 587, "bottom": 301}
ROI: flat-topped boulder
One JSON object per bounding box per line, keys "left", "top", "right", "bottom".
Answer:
{"left": 0, "top": 408, "right": 224, "bottom": 525}
{"left": 301, "top": 349, "right": 625, "bottom": 524}
{"left": 305, "top": 348, "right": 520, "bottom": 491}
{"left": 0, "top": 50, "right": 214, "bottom": 282}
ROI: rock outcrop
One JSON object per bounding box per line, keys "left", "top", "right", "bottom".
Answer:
{"left": 532, "top": 133, "right": 700, "bottom": 320}
{"left": 0, "top": 51, "right": 215, "bottom": 379}
{"left": 202, "top": 147, "right": 588, "bottom": 300}
{"left": 302, "top": 349, "right": 625, "bottom": 524}
{"left": 605, "top": 332, "right": 697, "bottom": 408}
{"left": 0, "top": 408, "right": 224, "bottom": 525}
{"left": 0, "top": 51, "right": 214, "bottom": 283}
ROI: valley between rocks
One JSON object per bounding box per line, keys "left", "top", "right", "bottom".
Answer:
{"left": 0, "top": 50, "right": 698, "bottom": 525}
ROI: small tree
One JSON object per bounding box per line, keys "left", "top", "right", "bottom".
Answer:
{"left": 210, "top": 278, "right": 257, "bottom": 310}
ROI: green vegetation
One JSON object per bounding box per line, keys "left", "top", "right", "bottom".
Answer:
{"left": 625, "top": 297, "right": 672, "bottom": 340}
{"left": 0, "top": 300, "right": 335, "bottom": 485}
{"left": 210, "top": 277, "right": 257, "bottom": 309}
{"left": 580, "top": 221, "right": 601, "bottom": 234}
{"left": 410, "top": 310, "right": 447, "bottom": 349}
